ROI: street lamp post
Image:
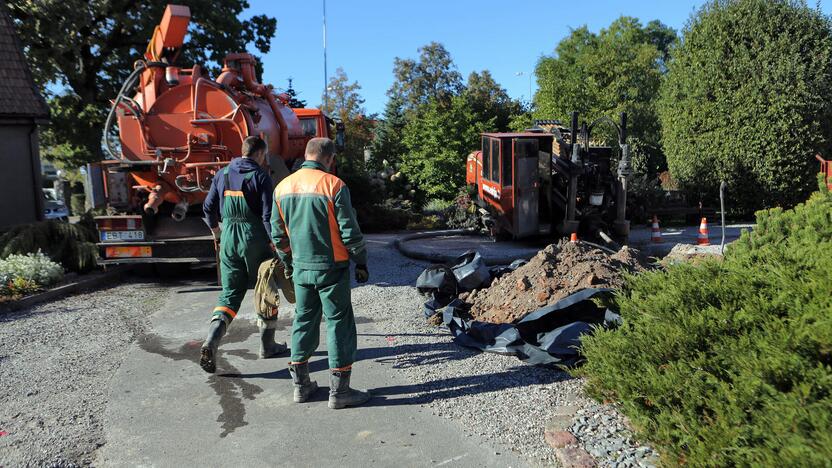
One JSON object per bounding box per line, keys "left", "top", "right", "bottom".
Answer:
{"left": 323, "top": 0, "right": 328, "bottom": 111}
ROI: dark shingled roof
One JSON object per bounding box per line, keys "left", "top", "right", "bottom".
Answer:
{"left": 0, "top": 3, "right": 49, "bottom": 119}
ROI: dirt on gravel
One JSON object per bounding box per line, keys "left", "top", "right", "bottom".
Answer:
{"left": 467, "top": 241, "right": 650, "bottom": 324}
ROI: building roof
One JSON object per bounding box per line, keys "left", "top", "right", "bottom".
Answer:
{"left": 0, "top": 3, "right": 49, "bottom": 119}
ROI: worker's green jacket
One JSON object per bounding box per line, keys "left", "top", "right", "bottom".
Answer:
{"left": 270, "top": 160, "right": 367, "bottom": 270}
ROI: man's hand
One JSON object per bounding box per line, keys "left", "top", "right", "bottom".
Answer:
{"left": 210, "top": 226, "right": 221, "bottom": 243}
{"left": 355, "top": 264, "right": 369, "bottom": 283}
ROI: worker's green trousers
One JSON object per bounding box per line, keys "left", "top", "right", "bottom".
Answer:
{"left": 212, "top": 174, "right": 271, "bottom": 325}
{"left": 290, "top": 267, "right": 357, "bottom": 369}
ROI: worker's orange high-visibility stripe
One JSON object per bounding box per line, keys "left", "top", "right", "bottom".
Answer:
{"left": 274, "top": 167, "right": 348, "bottom": 261}
{"left": 213, "top": 306, "right": 237, "bottom": 318}
{"left": 327, "top": 200, "right": 349, "bottom": 262}
{"left": 223, "top": 190, "right": 244, "bottom": 197}
{"left": 331, "top": 365, "right": 352, "bottom": 371}
{"left": 274, "top": 168, "right": 345, "bottom": 199}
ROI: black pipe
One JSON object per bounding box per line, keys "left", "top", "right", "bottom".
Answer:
{"left": 619, "top": 112, "right": 627, "bottom": 144}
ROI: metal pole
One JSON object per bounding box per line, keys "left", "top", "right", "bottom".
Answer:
{"left": 323, "top": 0, "right": 328, "bottom": 111}
{"left": 720, "top": 181, "right": 727, "bottom": 254}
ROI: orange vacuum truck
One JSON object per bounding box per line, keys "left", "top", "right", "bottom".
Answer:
{"left": 87, "top": 4, "right": 340, "bottom": 266}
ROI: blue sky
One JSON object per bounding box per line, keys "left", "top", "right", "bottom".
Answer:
{"left": 247, "top": 0, "right": 832, "bottom": 115}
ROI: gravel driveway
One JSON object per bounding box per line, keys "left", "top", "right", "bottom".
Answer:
{"left": 0, "top": 281, "right": 169, "bottom": 467}
{"left": 357, "top": 235, "right": 658, "bottom": 467}
{"left": 1, "top": 234, "right": 657, "bottom": 467}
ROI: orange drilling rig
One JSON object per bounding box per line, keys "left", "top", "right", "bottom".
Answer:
{"left": 88, "top": 4, "right": 339, "bottom": 265}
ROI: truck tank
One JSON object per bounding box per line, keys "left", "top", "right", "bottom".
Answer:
{"left": 101, "top": 4, "right": 322, "bottom": 221}
{"left": 92, "top": 4, "right": 333, "bottom": 265}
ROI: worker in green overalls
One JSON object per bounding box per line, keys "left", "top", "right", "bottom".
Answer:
{"left": 272, "top": 138, "right": 371, "bottom": 409}
{"left": 199, "top": 135, "right": 288, "bottom": 374}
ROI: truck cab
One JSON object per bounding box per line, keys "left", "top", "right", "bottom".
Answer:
{"left": 467, "top": 133, "right": 555, "bottom": 239}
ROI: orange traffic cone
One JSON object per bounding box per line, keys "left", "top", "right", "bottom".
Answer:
{"left": 697, "top": 217, "right": 710, "bottom": 245}
{"left": 651, "top": 215, "right": 662, "bottom": 243}
{"left": 570, "top": 232, "right": 579, "bottom": 243}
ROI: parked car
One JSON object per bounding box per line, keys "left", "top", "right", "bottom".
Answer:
{"left": 43, "top": 188, "right": 69, "bottom": 221}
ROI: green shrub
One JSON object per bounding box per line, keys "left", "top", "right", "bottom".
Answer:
{"left": 578, "top": 181, "right": 832, "bottom": 466}
{"left": 0, "top": 277, "right": 41, "bottom": 300}
{"left": 0, "top": 215, "right": 98, "bottom": 273}
{"left": 0, "top": 251, "right": 64, "bottom": 298}
{"left": 659, "top": 0, "right": 832, "bottom": 215}
{"left": 70, "top": 193, "right": 85, "bottom": 216}
{"left": 423, "top": 199, "right": 453, "bottom": 214}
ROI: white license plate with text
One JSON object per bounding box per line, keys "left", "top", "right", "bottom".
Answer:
{"left": 100, "top": 230, "right": 145, "bottom": 242}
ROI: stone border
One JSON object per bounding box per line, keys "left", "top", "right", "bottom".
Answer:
{"left": 0, "top": 266, "right": 132, "bottom": 311}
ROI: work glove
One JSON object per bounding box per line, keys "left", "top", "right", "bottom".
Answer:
{"left": 284, "top": 265, "right": 293, "bottom": 280}
{"left": 355, "top": 264, "right": 369, "bottom": 283}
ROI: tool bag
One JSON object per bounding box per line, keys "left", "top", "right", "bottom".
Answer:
{"left": 254, "top": 257, "right": 295, "bottom": 321}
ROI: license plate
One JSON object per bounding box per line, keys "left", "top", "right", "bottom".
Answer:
{"left": 100, "top": 230, "right": 145, "bottom": 242}
{"left": 105, "top": 246, "right": 152, "bottom": 258}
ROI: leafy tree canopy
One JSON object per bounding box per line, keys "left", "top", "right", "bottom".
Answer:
{"left": 535, "top": 16, "right": 675, "bottom": 176}
{"left": 9, "top": 0, "right": 277, "bottom": 167}
{"left": 658, "top": 0, "right": 832, "bottom": 214}
{"left": 389, "top": 42, "right": 463, "bottom": 111}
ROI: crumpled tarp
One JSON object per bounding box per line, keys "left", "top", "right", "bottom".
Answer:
{"left": 442, "top": 288, "right": 621, "bottom": 367}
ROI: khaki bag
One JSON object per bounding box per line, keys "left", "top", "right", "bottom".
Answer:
{"left": 254, "top": 257, "right": 295, "bottom": 321}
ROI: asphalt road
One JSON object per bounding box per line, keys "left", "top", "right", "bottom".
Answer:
{"left": 98, "top": 237, "right": 526, "bottom": 468}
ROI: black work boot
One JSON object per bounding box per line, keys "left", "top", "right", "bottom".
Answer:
{"left": 199, "top": 319, "right": 227, "bottom": 374}
{"left": 258, "top": 322, "right": 288, "bottom": 359}
{"left": 288, "top": 362, "right": 319, "bottom": 403}
{"left": 328, "top": 370, "right": 371, "bottom": 409}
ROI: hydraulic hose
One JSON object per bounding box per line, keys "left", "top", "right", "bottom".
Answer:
{"left": 101, "top": 61, "right": 147, "bottom": 160}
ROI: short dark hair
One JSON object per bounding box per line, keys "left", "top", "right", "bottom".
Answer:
{"left": 242, "top": 135, "right": 267, "bottom": 157}
{"left": 305, "top": 137, "right": 335, "bottom": 159}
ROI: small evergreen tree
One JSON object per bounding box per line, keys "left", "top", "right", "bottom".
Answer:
{"left": 285, "top": 78, "right": 306, "bottom": 108}
{"left": 369, "top": 94, "right": 408, "bottom": 168}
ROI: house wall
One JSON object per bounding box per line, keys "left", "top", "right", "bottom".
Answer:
{"left": 0, "top": 121, "right": 43, "bottom": 228}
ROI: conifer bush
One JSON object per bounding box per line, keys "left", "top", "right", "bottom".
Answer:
{"left": 579, "top": 179, "right": 832, "bottom": 466}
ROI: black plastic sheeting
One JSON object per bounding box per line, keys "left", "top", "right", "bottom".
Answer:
{"left": 442, "top": 288, "right": 621, "bottom": 367}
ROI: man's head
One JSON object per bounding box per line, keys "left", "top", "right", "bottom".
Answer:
{"left": 242, "top": 135, "right": 268, "bottom": 165}
{"left": 304, "top": 137, "right": 336, "bottom": 171}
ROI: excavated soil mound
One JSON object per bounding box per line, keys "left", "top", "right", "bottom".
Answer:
{"left": 466, "top": 241, "right": 650, "bottom": 324}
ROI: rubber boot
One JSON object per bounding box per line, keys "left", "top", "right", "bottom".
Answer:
{"left": 288, "top": 362, "right": 319, "bottom": 403}
{"left": 258, "top": 324, "right": 288, "bottom": 359}
{"left": 328, "top": 370, "right": 371, "bottom": 409}
{"left": 199, "top": 319, "right": 227, "bottom": 374}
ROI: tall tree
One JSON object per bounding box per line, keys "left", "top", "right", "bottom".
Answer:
{"left": 369, "top": 94, "right": 407, "bottom": 167}
{"left": 285, "top": 78, "right": 306, "bottom": 108}
{"left": 659, "top": 0, "right": 832, "bottom": 214}
{"left": 400, "top": 94, "right": 487, "bottom": 200}
{"left": 535, "top": 17, "right": 675, "bottom": 176}
{"left": 321, "top": 68, "right": 373, "bottom": 169}
{"left": 464, "top": 70, "right": 522, "bottom": 132}
{"left": 389, "top": 42, "right": 463, "bottom": 111}
{"left": 321, "top": 67, "right": 365, "bottom": 121}
{"left": 8, "top": 0, "right": 277, "bottom": 167}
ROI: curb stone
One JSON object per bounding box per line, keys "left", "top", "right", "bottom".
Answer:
{"left": 0, "top": 265, "right": 131, "bottom": 311}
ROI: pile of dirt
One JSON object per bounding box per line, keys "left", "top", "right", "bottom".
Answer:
{"left": 465, "top": 241, "right": 650, "bottom": 324}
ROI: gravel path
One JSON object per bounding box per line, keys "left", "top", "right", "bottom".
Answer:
{"left": 0, "top": 281, "right": 169, "bottom": 467}
{"left": 356, "top": 235, "right": 658, "bottom": 467}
